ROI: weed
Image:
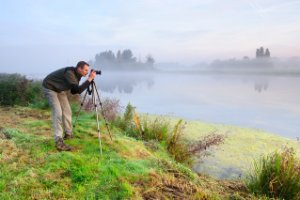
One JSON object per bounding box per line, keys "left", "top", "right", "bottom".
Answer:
{"left": 246, "top": 147, "right": 300, "bottom": 199}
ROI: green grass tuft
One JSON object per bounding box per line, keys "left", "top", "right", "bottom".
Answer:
{"left": 246, "top": 147, "right": 300, "bottom": 199}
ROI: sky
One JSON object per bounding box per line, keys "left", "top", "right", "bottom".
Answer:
{"left": 0, "top": 0, "right": 300, "bottom": 73}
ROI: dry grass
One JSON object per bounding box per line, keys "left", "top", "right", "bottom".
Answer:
{"left": 134, "top": 171, "right": 210, "bottom": 200}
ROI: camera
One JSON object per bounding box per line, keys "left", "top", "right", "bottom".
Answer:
{"left": 92, "top": 69, "right": 101, "bottom": 75}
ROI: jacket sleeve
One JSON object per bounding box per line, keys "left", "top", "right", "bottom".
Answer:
{"left": 65, "top": 70, "right": 91, "bottom": 94}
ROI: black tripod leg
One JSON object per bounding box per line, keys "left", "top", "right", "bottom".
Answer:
{"left": 73, "top": 89, "right": 89, "bottom": 128}
{"left": 93, "top": 82, "right": 113, "bottom": 141}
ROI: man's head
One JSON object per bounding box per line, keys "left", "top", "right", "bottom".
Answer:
{"left": 76, "top": 61, "right": 90, "bottom": 77}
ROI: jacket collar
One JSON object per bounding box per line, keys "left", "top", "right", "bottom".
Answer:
{"left": 73, "top": 67, "right": 82, "bottom": 80}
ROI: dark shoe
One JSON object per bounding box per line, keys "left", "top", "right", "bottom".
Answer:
{"left": 55, "top": 138, "right": 72, "bottom": 151}
{"left": 63, "top": 134, "right": 74, "bottom": 140}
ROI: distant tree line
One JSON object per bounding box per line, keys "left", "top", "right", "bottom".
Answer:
{"left": 256, "top": 46, "right": 270, "bottom": 58}
{"left": 209, "top": 47, "right": 273, "bottom": 69}
{"left": 90, "top": 49, "right": 155, "bottom": 71}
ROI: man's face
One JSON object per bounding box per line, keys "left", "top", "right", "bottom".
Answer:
{"left": 77, "top": 65, "right": 90, "bottom": 77}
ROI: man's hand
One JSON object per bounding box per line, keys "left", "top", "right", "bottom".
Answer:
{"left": 87, "top": 70, "right": 97, "bottom": 82}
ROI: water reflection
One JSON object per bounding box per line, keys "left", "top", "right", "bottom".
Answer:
{"left": 96, "top": 71, "right": 154, "bottom": 93}
{"left": 97, "top": 71, "right": 271, "bottom": 94}
{"left": 254, "top": 81, "right": 268, "bottom": 92}
{"left": 96, "top": 71, "right": 300, "bottom": 138}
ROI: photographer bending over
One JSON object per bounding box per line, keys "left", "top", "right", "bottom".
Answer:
{"left": 43, "top": 61, "right": 96, "bottom": 151}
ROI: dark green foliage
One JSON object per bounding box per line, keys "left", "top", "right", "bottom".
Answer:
{"left": 112, "top": 103, "right": 135, "bottom": 134}
{"left": 141, "top": 117, "right": 169, "bottom": 141}
{"left": 0, "top": 73, "right": 47, "bottom": 107}
{"left": 246, "top": 147, "right": 300, "bottom": 199}
{"left": 113, "top": 103, "right": 169, "bottom": 141}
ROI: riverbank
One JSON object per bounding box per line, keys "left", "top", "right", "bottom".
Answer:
{"left": 1, "top": 106, "right": 299, "bottom": 199}
{"left": 141, "top": 113, "right": 300, "bottom": 179}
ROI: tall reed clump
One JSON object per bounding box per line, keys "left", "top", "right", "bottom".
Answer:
{"left": 166, "top": 119, "right": 192, "bottom": 165}
{"left": 246, "top": 147, "right": 300, "bottom": 199}
{"left": 113, "top": 103, "right": 135, "bottom": 135}
{"left": 114, "top": 103, "right": 226, "bottom": 166}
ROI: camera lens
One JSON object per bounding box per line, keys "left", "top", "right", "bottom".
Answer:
{"left": 92, "top": 69, "right": 101, "bottom": 75}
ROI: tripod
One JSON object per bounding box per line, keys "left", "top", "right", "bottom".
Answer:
{"left": 73, "top": 80, "right": 113, "bottom": 155}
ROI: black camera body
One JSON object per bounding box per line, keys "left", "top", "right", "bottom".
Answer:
{"left": 92, "top": 69, "right": 101, "bottom": 75}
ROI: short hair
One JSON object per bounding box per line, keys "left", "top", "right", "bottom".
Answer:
{"left": 76, "top": 61, "right": 89, "bottom": 68}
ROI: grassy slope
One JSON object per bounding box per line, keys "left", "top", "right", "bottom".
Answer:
{"left": 0, "top": 106, "right": 277, "bottom": 199}
{"left": 142, "top": 114, "right": 300, "bottom": 179}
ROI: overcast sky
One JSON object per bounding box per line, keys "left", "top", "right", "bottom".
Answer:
{"left": 1, "top": 0, "right": 300, "bottom": 74}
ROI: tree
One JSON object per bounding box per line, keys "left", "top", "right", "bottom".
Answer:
{"left": 146, "top": 55, "right": 155, "bottom": 66}
{"left": 122, "top": 49, "right": 136, "bottom": 63}
{"left": 116, "top": 50, "right": 122, "bottom": 62}
{"left": 95, "top": 50, "right": 116, "bottom": 65}
{"left": 256, "top": 49, "right": 260, "bottom": 58}
{"left": 265, "top": 48, "right": 270, "bottom": 57}
{"left": 92, "top": 49, "right": 155, "bottom": 70}
{"left": 259, "top": 46, "right": 264, "bottom": 57}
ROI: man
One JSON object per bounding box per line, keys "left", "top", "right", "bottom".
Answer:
{"left": 43, "top": 61, "right": 96, "bottom": 151}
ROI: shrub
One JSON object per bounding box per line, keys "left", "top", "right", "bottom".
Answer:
{"left": 167, "top": 122, "right": 226, "bottom": 165}
{"left": 166, "top": 119, "right": 192, "bottom": 165}
{"left": 82, "top": 97, "right": 120, "bottom": 122}
{"left": 112, "top": 103, "right": 135, "bottom": 134}
{"left": 189, "top": 132, "right": 226, "bottom": 161}
{"left": 0, "top": 73, "right": 46, "bottom": 107}
{"left": 114, "top": 104, "right": 226, "bottom": 166}
{"left": 113, "top": 103, "right": 170, "bottom": 141}
{"left": 140, "top": 116, "right": 169, "bottom": 141}
{"left": 246, "top": 147, "right": 300, "bottom": 199}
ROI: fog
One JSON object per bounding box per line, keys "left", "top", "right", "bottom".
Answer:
{"left": 82, "top": 58, "right": 300, "bottom": 140}
{"left": 2, "top": 50, "right": 299, "bottom": 140}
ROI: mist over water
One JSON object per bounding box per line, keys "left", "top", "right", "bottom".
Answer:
{"left": 95, "top": 70, "right": 300, "bottom": 139}
{"left": 24, "top": 57, "right": 300, "bottom": 139}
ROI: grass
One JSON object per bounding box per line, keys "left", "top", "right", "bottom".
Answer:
{"left": 0, "top": 106, "right": 228, "bottom": 199}
{"left": 246, "top": 147, "right": 300, "bottom": 199}
{"left": 1, "top": 106, "right": 299, "bottom": 199}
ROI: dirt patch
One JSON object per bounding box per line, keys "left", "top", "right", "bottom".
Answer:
{"left": 0, "top": 107, "right": 52, "bottom": 138}
{"left": 0, "top": 139, "right": 31, "bottom": 168}
{"left": 217, "top": 179, "right": 249, "bottom": 197}
{"left": 197, "top": 173, "right": 252, "bottom": 199}
{"left": 132, "top": 158, "right": 253, "bottom": 200}
{"left": 0, "top": 107, "right": 49, "bottom": 124}
{"left": 0, "top": 107, "right": 23, "bottom": 128}
{"left": 133, "top": 171, "right": 210, "bottom": 200}
{"left": 0, "top": 126, "right": 7, "bottom": 139}
{"left": 16, "top": 108, "right": 50, "bottom": 120}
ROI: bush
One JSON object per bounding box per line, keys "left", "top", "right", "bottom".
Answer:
{"left": 246, "top": 147, "right": 300, "bottom": 199}
{"left": 112, "top": 103, "right": 135, "bottom": 135}
{"left": 189, "top": 132, "right": 226, "bottom": 161}
{"left": 0, "top": 73, "right": 46, "bottom": 107}
{"left": 114, "top": 103, "right": 226, "bottom": 166}
{"left": 166, "top": 119, "right": 192, "bottom": 165}
{"left": 113, "top": 103, "right": 169, "bottom": 141}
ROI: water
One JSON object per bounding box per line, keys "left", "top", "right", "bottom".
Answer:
{"left": 96, "top": 71, "right": 300, "bottom": 139}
